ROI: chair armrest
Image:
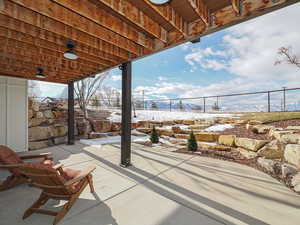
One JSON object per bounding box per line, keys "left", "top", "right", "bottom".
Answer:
{"left": 19, "top": 152, "right": 52, "bottom": 160}
{"left": 0, "top": 164, "right": 24, "bottom": 169}
{"left": 53, "top": 163, "right": 64, "bottom": 170}
{"left": 64, "top": 165, "right": 96, "bottom": 186}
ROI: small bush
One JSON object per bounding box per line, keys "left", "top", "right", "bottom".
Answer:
{"left": 187, "top": 131, "right": 198, "bottom": 152}
{"left": 150, "top": 126, "right": 159, "bottom": 144}
{"left": 252, "top": 128, "right": 259, "bottom": 134}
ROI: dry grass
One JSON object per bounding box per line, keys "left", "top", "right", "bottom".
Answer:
{"left": 240, "top": 111, "right": 300, "bottom": 123}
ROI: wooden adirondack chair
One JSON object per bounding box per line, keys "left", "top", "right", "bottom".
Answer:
{"left": 0, "top": 145, "right": 53, "bottom": 191}
{"left": 19, "top": 163, "right": 96, "bottom": 225}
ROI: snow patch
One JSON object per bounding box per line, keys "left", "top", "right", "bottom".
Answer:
{"left": 109, "top": 110, "right": 235, "bottom": 123}
{"left": 204, "top": 124, "right": 234, "bottom": 132}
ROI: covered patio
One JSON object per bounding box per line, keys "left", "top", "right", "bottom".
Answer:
{"left": 1, "top": 142, "right": 300, "bottom": 225}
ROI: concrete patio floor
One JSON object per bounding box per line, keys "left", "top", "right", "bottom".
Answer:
{"left": 1, "top": 142, "right": 300, "bottom": 225}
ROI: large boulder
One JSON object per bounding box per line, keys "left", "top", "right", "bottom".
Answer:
{"left": 218, "top": 135, "right": 236, "bottom": 147}
{"left": 194, "top": 132, "right": 219, "bottom": 142}
{"left": 174, "top": 134, "right": 190, "bottom": 139}
{"left": 286, "top": 126, "right": 300, "bottom": 130}
{"left": 35, "top": 111, "right": 44, "bottom": 119}
{"left": 182, "top": 120, "right": 195, "bottom": 125}
{"left": 271, "top": 130, "right": 294, "bottom": 140}
{"left": 28, "top": 109, "right": 34, "bottom": 120}
{"left": 252, "top": 125, "right": 274, "bottom": 134}
{"left": 43, "top": 110, "right": 54, "bottom": 119}
{"left": 237, "top": 148, "right": 258, "bottom": 159}
{"left": 53, "top": 124, "right": 68, "bottom": 137}
{"left": 29, "top": 140, "right": 52, "bottom": 150}
{"left": 280, "top": 134, "right": 300, "bottom": 144}
{"left": 136, "top": 128, "right": 152, "bottom": 134}
{"left": 172, "top": 126, "right": 182, "bottom": 134}
{"left": 137, "top": 121, "right": 150, "bottom": 128}
{"left": 76, "top": 118, "right": 92, "bottom": 137}
{"left": 235, "top": 138, "right": 268, "bottom": 152}
{"left": 257, "top": 140, "right": 284, "bottom": 159}
{"left": 188, "top": 124, "right": 210, "bottom": 130}
{"left": 157, "top": 129, "right": 174, "bottom": 137}
{"left": 162, "top": 121, "right": 174, "bottom": 126}
{"left": 53, "top": 136, "right": 67, "bottom": 145}
{"left": 291, "top": 173, "right": 300, "bottom": 192}
{"left": 111, "top": 122, "right": 121, "bottom": 131}
{"left": 88, "top": 132, "right": 108, "bottom": 139}
{"left": 284, "top": 144, "right": 300, "bottom": 167}
{"left": 281, "top": 163, "right": 298, "bottom": 179}
{"left": 28, "top": 126, "right": 53, "bottom": 141}
{"left": 28, "top": 118, "right": 47, "bottom": 127}
{"left": 31, "top": 101, "right": 40, "bottom": 112}
{"left": 257, "top": 157, "right": 276, "bottom": 174}
{"left": 92, "top": 120, "right": 112, "bottom": 132}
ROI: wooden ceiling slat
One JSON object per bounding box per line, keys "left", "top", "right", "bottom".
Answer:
{"left": 0, "top": 14, "right": 127, "bottom": 63}
{"left": 92, "top": 0, "right": 168, "bottom": 43}
{"left": 52, "top": 0, "right": 156, "bottom": 49}
{"left": 0, "top": 26, "right": 112, "bottom": 68}
{"left": 187, "top": 0, "right": 211, "bottom": 26}
{"left": 2, "top": 0, "right": 141, "bottom": 57}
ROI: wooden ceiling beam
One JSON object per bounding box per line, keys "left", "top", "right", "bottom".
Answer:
{"left": 188, "top": 0, "right": 297, "bottom": 39}
{"left": 186, "top": 0, "right": 210, "bottom": 26}
{"left": 1, "top": 0, "right": 141, "bottom": 58}
{"left": 91, "top": 0, "right": 168, "bottom": 43}
{"left": 142, "top": 0, "right": 188, "bottom": 36}
{"left": 0, "top": 55, "right": 98, "bottom": 80}
{"left": 51, "top": 0, "right": 155, "bottom": 49}
{"left": 0, "top": 26, "right": 112, "bottom": 69}
{"left": 231, "top": 0, "right": 241, "bottom": 15}
{"left": 0, "top": 14, "right": 126, "bottom": 63}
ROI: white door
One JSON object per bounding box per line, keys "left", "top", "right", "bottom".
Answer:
{"left": 0, "top": 76, "right": 28, "bottom": 152}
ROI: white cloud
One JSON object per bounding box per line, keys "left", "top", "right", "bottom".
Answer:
{"left": 111, "top": 74, "right": 122, "bottom": 81}
{"left": 185, "top": 3, "right": 300, "bottom": 81}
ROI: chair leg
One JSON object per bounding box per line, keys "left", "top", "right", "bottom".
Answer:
{"left": 23, "top": 192, "right": 49, "bottom": 219}
{"left": 0, "top": 175, "right": 26, "bottom": 191}
{"left": 53, "top": 193, "right": 79, "bottom": 225}
{"left": 87, "top": 174, "right": 95, "bottom": 193}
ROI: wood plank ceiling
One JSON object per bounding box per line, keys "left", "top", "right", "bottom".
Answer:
{"left": 0, "top": 0, "right": 298, "bottom": 83}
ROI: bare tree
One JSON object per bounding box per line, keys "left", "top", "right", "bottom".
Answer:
{"left": 275, "top": 46, "right": 300, "bottom": 69}
{"left": 74, "top": 72, "right": 109, "bottom": 118}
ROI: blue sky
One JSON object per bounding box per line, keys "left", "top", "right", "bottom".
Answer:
{"left": 33, "top": 3, "right": 300, "bottom": 107}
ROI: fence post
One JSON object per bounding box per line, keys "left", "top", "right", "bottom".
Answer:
{"left": 169, "top": 100, "right": 172, "bottom": 112}
{"left": 203, "top": 97, "right": 206, "bottom": 113}
{"left": 267, "top": 91, "right": 271, "bottom": 112}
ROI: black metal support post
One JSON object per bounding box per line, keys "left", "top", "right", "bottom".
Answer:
{"left": 68, "top": 82, "right": 75, "bottom": 145}
{"left": 267, "top": 91, "right": 271, "bottom": 113}
{"left": 120, "top": 62, "right": 132, "bottom": 167}
{"left": 283, "top": 87, "right": 286, "bottom": 111}
{"left": 203, "top": 97, "right": 206, "bottom": 113}
{"left": 169, "top": 100, "right": 172, "bottom": 112}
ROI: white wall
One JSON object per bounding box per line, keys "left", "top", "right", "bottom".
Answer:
{"left": 0, "top": 76, "right": 28, "bottom": 152}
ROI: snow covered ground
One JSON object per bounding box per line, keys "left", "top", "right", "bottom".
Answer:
{"left": 109, "top": 110, "right": 236, "bottom": 122}
{"left": 204, "top": 124, "right": 234, "bottom": 132}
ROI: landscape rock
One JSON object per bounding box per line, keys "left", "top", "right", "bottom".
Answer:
{"left": 29, "top": 140, "right": 52, "bottom": 150}
{"left": 29, "top": 118, "right": 47, "bottom": 127}
{"left": 35, "top": 111, "right": 44, "bottom": 119}
{"left": 286, "top": 126, "right": 300, "bottom": 130}
{"left": 43, "top": 110, "right": 54, "bottom": 119}
{"left": 284, "top": 144, "right": 300, "bottom": 167}
{"left": 174, "top": 120, "right": 183, "bottom": 124}
{"left": 162, "top": 121, "right": 174, "bottom": 126}
{"left": 236, "top": 148, "right": 258, "bottom": 159}
{"left": 280, "top": 134, "right": 300, "bottom": 144}
{"left": 92, "top": 120, "right": 111, "bottom": 132}
{"left": 136, "top": 128, "right": 152, "bottom": 134}
{"left": 28, "top": 109, "right": 34, "bottom": 119}
{"left": 53, "top": 124, "right": 68, "bottom": 137}
{"left": 281, "top": 163, "right": 298, "bottom": 179}
{"left": 76, "top": 118, "right": 92, "bottom": 136}
{"left": 111, "top": 122, "right": 121, "bottom": 131}
{"left": 257, "top": 157, "right": 276, "bottom": 173}
{"left": 188, "top": 124, "right": 210, "bottom": 130}
{"left": 137, "top": 121, "right": 150, "bottom": 128}
{"left": 271, "top": 130, "right": 294, "bottom": 140}
{"left": 235, "top": 138, "right": 269, "bottom": 152}
{"left": 252, "top": 125, "right": 274, "bottom": 134}
{"left": 291, "top": 173, "right": 300, "bottom": 192}
{"left": 28, "top": 126, "right": 53, "bottom": 141}
{"left": 31, "top": 101, "right": 40, "bottom": 112}
{"left": 158, "top": 129, "right": 174, "bottom": 137}
{"left": 218, "top": 135, "right": 236, "bottom": 147}
{"left": 257, "top": 140, "right": 284, "bottom": 159}
{"left": 88, "top": 132, "right": 108, "bottom": 139}
{"left": 172, "top": 126, "right": 182, "bottom": 134}
{"left": 182, "top": 120, "right": 195, "bottom": 125}
{"left": 174, "top": 134, "right": 190, "bottom": 139}
{"left": 194, "top": 132, "right": 219, "bottom": 142}
{"left": 248, "top": 120, "right": 263, "bottom": 125}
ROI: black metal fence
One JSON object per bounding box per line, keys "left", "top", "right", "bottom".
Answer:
{"left": 30, "top": 87, "right": 300, "bottom": 113}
